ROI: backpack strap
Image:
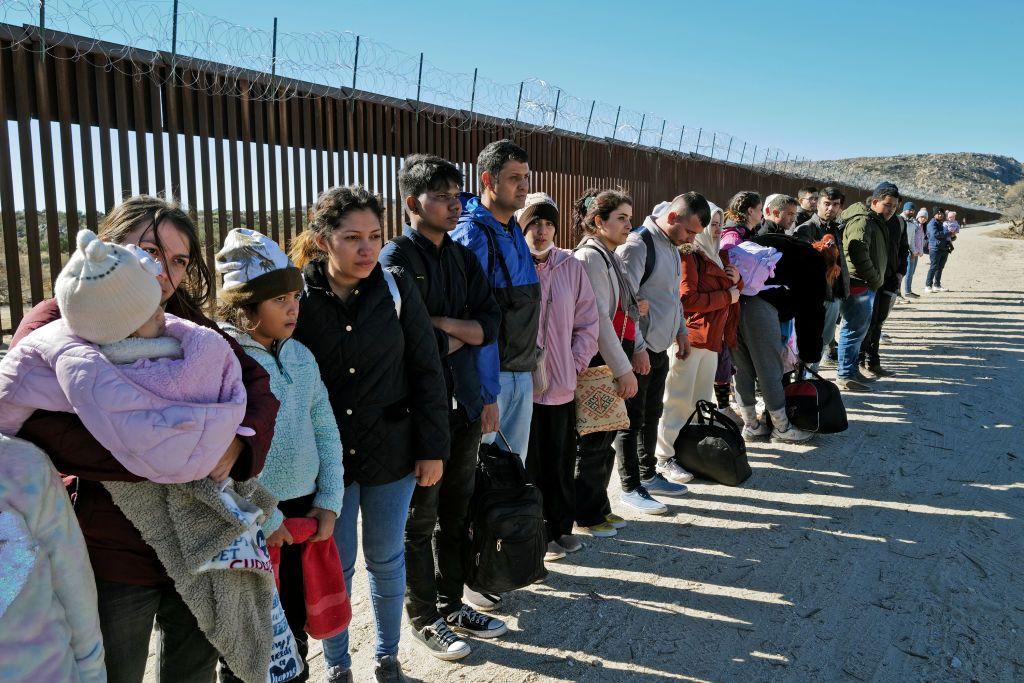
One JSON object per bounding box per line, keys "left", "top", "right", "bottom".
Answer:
{"left": 637, "top": 226, "right": 657, "bottom": 288}
{"left": 390, "top": 234, "right": 430, "bottom": 301}
{"left": 382, "top": 268, "right": 402, "bottom": 319}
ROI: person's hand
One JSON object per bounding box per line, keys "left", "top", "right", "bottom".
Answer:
{"left": 675, "top": 333, "right": 692, "bottom": 361}
{"left": 632, "top": 349, "right": 651, "bottom": 376}
{"left": 415, "top": 459, "right": 444, "bottom": 487}
{"left": 209, "top": 437, "right": 244, "bottom": 482}
{"left": 481, "top": 402, "right": 499, "bottom": 435}
{"left": 637, "top": 299, "right": 650, "bottom": 316}
{"left": 729, "top": 286, "right": 740, "bottom": 304}
{"left": 266, "top": 523, "right": 293, "bottom": 548}
{"left": 615, "top": 371, "right": 639, "bottom": 399}
{"left": 305, "top": 507, "right": 337, "bottom": 542}
{"left": 725, "top": 264, "right": 741, "bottom": 284}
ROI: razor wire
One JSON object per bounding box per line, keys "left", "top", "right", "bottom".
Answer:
{"left": 0, "top": 0, "right": 998, "bottom": 210}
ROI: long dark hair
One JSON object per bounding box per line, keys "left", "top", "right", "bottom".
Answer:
{"left": 571, "top": 188, "right": 633, "bottom": 244}
{"left": 289, "top": 185, "right": 385, "bottom": 269}
{"left": 98, "top": 195, "right": 212, "bottom": 317}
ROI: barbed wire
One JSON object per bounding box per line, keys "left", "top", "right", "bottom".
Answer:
{"left": 0, "top": 0, "right": 998, "bottom": 210}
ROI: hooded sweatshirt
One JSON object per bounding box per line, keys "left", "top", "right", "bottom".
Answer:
{"left": 532, "top": 248, "right": 600, "bottom": 405}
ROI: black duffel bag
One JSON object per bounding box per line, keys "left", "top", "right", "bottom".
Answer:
{"left": 464, "top": 432, "right": 547, "bottom": 593}
{"left": 673, "top": 400, "right": 751, "bottom": 486}
{"left": 782, "top": 367, "right": 848, "bottom": 433}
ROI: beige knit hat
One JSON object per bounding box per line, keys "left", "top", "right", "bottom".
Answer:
{"left": 55, "top": 230, "right": 163, "bottom": 344}
{"left": 515, "top": 192, "right": 559, "bottom": 229}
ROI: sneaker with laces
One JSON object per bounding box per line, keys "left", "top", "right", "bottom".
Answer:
{"left": 934, "top": 286, "right": 947, "bottom": 292}
{"left": 620, "top": 488, "right": 669, "bottom": 514}
{"left": 374, "top": 655, "right": 407, "bottom": 682}
{"left": 741, "top": 420, "right": 771, "bottom": 440}
{"left": 446, "top": 605, "right": 508, "bottom": 639}
{"left": 641, "top": 473, "right": 687, "bottom": 497}
{"left": 923, "top": 286, "right": 933, "bottom": 293}
{"left": 410, "top": 619, "right": 471, "bottom": 661}
{"left": 578, "top": 521, "right": 617, "bottom": 537}
{"left": 557, "top": 534, "right": 583, "bottom": 552}
{"left": 655, "top": 459, "right": 694, "bottom": 485}
{"left": 325, "top": 665, "right": 355, "bottom": 683}
{"left": 771, "top": 423, "right": 814, "bottom": 443}
{"left": 463, "top": 587, "right": 502, "bottom": 612}
{"left": 605, "top": 513, "right": 627, "bottom": 529}
{"left": 544, "top": 540, "right": 566, "bottom": 561}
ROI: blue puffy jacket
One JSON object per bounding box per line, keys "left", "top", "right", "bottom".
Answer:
{"left": 452, "top": 193, "right": 541, "bottom": 403}
{"left": 926, "top": 218, "right": 950, "bottom": 251}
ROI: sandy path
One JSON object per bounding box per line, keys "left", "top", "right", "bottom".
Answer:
{"left": 148, "top": 225, "right": 1024, "bottom": 682}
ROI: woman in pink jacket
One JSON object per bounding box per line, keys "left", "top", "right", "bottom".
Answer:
{"left": 518, "top": 193, "right": 600, "bottom": 562}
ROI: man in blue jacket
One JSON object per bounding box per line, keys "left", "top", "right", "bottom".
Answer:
{"left": 925, "top": 207, "right": 951, "bottom": 292}
{"left": 381, "top": 154, "right": 505, "bottom": 659}
{"left": 452, "top": 139, "right": 540, "bottom": 464}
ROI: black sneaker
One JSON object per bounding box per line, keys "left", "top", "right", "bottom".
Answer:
{"left": 374, "top": 654, "right": 407, "bottom": 682}
{"left": 445, "top": 605, "right": 508, "bottom": 639}
{"left": 410, "top": 619, "right": 471, "bottom": 660}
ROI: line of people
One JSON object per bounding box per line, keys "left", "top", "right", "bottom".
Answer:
{"left": 0, "top": 140, "right": 947, "bottom": 683}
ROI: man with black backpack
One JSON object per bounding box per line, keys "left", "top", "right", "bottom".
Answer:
{"left": 380, "top": 155, "right": 505, "bottom": 660}
{"left": 615, "top": 192, "right": 711, "bottom": 513}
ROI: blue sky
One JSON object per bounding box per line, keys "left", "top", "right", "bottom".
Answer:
{"left": 190, "top": 0, "right": 1022, "bottom": 162}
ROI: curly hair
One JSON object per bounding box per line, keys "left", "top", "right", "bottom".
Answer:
{"left": 289, "top": 185, "right": 384, "bottom": 269}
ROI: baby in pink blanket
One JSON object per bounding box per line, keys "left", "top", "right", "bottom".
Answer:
{"left": 0, "top": 230, "right": 250, "bottom": 483}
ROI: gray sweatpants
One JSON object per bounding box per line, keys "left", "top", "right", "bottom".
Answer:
{"left": 732, "top": 295, "right": 786, "bottom": 413}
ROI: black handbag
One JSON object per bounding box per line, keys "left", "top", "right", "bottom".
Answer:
{"left": 781, "top": 367, "right": 848, "bottom": 433}
{"left": 463, "top": 432, "right": 547, "bottom": 593}
{"left": 673, "top": 400, "right": 751, "bottom": 486}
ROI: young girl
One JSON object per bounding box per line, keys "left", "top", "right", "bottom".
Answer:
{"left": 572, "top": 189, "right": 641, "bottom": 539}
{"left": 654, "top": 201, "right": 742, "bottom": 480}
{"left": 518, "top": 193, "right": 600, "bottom": 561}
{"left": 216, "top": 228, "right": 347, "bottom": 682}
{"left": 0, "top": 230, "right": 249, "bottom": 481}
{"left": 0, "top": 436, "right": 105, "bottom": 683}
{"left": 289, "top": 186, "right": 449, "bottom": 683}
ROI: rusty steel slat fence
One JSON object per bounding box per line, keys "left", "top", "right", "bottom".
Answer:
{"left": 0, "top": 29, "right": 1001, "bottom": 342}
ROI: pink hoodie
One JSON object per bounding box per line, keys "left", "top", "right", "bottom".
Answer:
{"left": 0, "top": 314, "right": 247, "bottom": 483}
{"left": 533, "top": 248, "right": 600, "bottom": 405}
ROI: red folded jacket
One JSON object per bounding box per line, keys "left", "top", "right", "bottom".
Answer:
{"left": 268, "top": 517, "right": 352, "bottom": 639}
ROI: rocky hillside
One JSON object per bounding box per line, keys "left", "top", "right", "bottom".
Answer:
{"left": 795, "top": 153, "right": 1021, "bottom": 211}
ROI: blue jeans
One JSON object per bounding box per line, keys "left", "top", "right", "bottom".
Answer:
{"left": 904, "top": 254, "right": 919, "bottom": 294}
{"left": 837, "top": 290, "right": 875, "bottom": 379}
{"left": 482, "top": 370, "right": 534, "bottom": 463}
{"left": 321, "top": 473, "right": 417, "bottom": 671}
{"left": 926, "top": 249, "right": 949, "bottom": 288}
{"left": 811, "top": 298, "right": 842, "bottom": 372}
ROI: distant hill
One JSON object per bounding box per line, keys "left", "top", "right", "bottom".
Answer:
{"left": 793, "top": 153, "right": 1021, "bottom": 211}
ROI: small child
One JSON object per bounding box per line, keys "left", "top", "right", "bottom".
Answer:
{"left": 215, "top": 228, "right": 347, "bottom": 681}
{"left": 0, "top": 230, "right": 249, "bottom": 483}
{"left": 944, "top": 210, "right": 961, "bottom": 238}
{"left": 0, "top": 435, "right": 106, "bottom": 682}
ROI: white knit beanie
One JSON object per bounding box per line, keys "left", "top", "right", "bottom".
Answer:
{"left": 515, "top": 192, "right": 559, "bottom": 229}
{"left": 215, "top": 228, "right": 303, "bottom": 306}
{"left": 55, "top": 230, "right": 163, "bottom": 344}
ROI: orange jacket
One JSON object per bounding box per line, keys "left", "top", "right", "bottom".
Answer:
{"left": 679, "top": 250, "right": 740, "bottom": 352}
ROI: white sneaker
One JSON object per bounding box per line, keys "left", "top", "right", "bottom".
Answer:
{"left": 934, "top": 286, "right": 947, "bottom": 292}
{"left": 620, "top": 488, "right": 668, "bottom": 515}
{"left": 923, "top": 286, "right": 933, "bottom": 293}
{"left": 737, "top": 404, "right": 770, "bottom": 439}
{"left": 656, "top": 459, "right": 694, "bottom": 484}
{"left": 767, "top": 408, "right": 814, "bottom": 443}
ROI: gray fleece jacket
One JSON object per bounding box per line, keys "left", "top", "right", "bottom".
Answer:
{"left": 617, "top": 217, "right": 687, "bottom": 354}
{"left": 104, "top": 477, "right": 279, "bottom": 683}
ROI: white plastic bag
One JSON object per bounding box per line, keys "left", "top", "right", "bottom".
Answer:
{"left": 198, "top": 480, "right": 304, "bottom": 683}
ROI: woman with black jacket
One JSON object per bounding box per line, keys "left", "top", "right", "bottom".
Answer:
{"left": 730, "top": 231, "right": 830, "bottom": 444}
{"left": 291, "top": 186, "right": 449, "bottom": 683}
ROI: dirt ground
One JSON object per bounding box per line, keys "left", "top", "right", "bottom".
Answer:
{"left": 149, "top": 224, "right": 1024, "bottom": 682}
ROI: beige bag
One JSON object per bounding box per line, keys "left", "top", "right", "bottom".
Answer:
{"left": 575, "top": 365, "right": 630, "bottom": 436}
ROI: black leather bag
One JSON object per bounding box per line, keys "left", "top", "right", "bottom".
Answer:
{"left": 464, "top": 433, "right": 547, "bottom": 593}
{"left": 673, "top": 400, "right": 751, "bottom": 486}
{"left": 782, "top": 367, "right": 848, "bottom": 433}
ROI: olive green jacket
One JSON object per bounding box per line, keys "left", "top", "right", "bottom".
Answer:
{"left": 840, "top": 202, "right": 889, "bottom": 291}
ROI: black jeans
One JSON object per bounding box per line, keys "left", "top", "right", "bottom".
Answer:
{"left": 926, "top": 248, "right": 949, "bottom": 287}
{"left": 614, "top": 348, "right": 669, "bottom": 492}
{"left": 860, "top": 290, "right": 897, "bottom": 366}
{"left": 96, "top": 579, "right": 219, "bottom": 683}
{"left": 220, "top": 494, "right": 314, "bottom": 683}
{"left": 526, "top": 402, "right": 578, "bottom": 542}
{"left": 404, "top": 416, "right": 482, "bottom": 630}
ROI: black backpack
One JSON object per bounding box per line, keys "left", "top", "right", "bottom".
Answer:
{"left": 782, "top": 367, "right": 848, "bottom": 433}
{"left": 463, "top": 433, "right": 547, "bottom": 593}
{"left": 673, "top": 400, "right": 751, "bottom": 486}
